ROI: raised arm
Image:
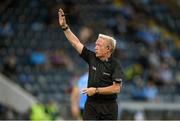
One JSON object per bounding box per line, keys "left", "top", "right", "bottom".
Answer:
{"left": 58, "top": 8, "right": 84, "bottom": 54}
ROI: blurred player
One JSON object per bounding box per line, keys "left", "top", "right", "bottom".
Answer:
{"left": 71, "top": 72, "right": 88, "bottom": 120}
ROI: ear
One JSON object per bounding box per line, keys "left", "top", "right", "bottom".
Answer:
{"left": 107, "top": 45, "right": 112, "bottom": 52}
{"left": 107, "top": 45, "right": 113, "bottom": 53}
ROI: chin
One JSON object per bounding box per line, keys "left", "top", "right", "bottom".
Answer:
{"left": 95, "top": 53, "right": 99, "bottom": 57}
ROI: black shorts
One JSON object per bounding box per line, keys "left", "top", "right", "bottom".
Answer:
{"left": 83, "top": 100, "right": 118, "bottom": 120}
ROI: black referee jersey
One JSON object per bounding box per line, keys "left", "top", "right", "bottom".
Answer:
{"left": 80, "top": 46, "right": 123, "bottom": 102}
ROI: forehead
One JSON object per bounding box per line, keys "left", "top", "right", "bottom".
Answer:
{"left": 96, "top": 37, "right": 107, "bottom": 44}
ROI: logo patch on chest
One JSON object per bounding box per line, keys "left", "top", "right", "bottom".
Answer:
{"left": 92, "top": 66, "right": 96, "bottom": 71}
{"left": 103, "top": 72, "right": 110, "bottom": 76}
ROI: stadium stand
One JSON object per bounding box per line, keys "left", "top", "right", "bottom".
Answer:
{"left": 0, "top": 0, "right": 179, "bottom": 120}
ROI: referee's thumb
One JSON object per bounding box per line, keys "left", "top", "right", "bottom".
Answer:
{"left": 82, "top": 88, "right": 87, "bottom": 94}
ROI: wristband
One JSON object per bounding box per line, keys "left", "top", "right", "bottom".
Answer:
{"left": 62, "top": 26, "right": 69, "bottom": 31}
{"left": 95, "top": 88, "right": 99, "bottom": 94}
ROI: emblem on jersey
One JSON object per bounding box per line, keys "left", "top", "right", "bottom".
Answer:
{"left": 92, "top": 66, "right": 96, "bottom": 70}
{"left": 103, "top": 72, "right": 110, "bottom": 76}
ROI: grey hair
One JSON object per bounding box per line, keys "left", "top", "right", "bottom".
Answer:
{"left": 98, "top": 34, "right": 117, "bottom": 52}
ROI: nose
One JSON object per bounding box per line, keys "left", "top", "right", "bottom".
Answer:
{"left": 95, "top": 46, "right": 98, "bottom": 51}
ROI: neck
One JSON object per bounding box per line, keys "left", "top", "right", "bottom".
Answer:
{"left": 99, "top": 53, "right": 111, "bottom": 61}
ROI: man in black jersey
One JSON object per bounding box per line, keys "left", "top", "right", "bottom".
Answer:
{"left": 58, "top": 8, "right": 123, "bottom": 120}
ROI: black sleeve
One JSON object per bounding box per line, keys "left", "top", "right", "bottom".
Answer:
{"left": 112, "top": 61, "right": 124, "bottom": 84}
{"left": 79, "top": 46, "right": 95, "bottom": 64}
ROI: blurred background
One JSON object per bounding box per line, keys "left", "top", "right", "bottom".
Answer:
{"left": 0, "top": 0, "right": 179, "bottom": 120}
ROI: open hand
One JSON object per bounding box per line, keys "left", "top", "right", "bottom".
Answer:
{"left": 58, "top": 8, "right": 67, "bottom": 28}
{"left": 82, "top": 87, "right": 96, "bottom": 96}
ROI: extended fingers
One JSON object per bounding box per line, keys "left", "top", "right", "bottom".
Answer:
{"left": 59, "top": 8, "right": 65, "bottom": 16}
{"left": 82, "top": 88, "right": 87, "bottom": 94}
{"left": 58, "top": 11, "right": 61, "bottom": 17}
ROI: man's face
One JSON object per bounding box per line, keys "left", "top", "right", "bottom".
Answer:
{"left": 95, "top": 38, "right": 109, "bottom": 58}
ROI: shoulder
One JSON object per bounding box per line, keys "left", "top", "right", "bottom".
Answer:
{"left": 111, "top": 58, "right": 123, "bottom": 71}
{"left": 111, "top": 58, "right": 120, "bottom": 66}
{"left": 84, "top": 46, "right": 94, "bottom": 53}
{"left": 80, "top": 46, "right": 95, "bottom": 56}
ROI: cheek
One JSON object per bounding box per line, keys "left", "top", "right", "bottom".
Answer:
{"left": 98, "top": 48, "right": 105, "bottom": 55}
{"left": 101, "top": 48, "right": 107, "bottom": 53}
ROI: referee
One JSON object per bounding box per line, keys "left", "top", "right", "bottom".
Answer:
{"left": 58, "top": 8, "right": 123, "bottom": 120}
